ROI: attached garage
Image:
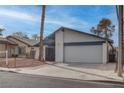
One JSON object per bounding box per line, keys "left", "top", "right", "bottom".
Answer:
{"left": 64, "top": 45, "right": 103, "bottom": 63}
{"left": 44, "top": 27, "right": 113, "bottom": 64}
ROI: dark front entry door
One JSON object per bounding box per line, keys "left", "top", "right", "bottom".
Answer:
{"left": 45, "top": 47, "right": 55, "bottom": 61}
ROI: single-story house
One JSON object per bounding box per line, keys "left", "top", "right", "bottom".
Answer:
{"left": 0, "top": 27, "right": 114, "bottom": 64}
{"left": 7, "top": 36, "right": 40, "bottom": 59}
{"left": 0, "top": 37, "right": 17, "bottom": 57}
{"left": 42, "top": 27, "right": 114, "bottom": 64}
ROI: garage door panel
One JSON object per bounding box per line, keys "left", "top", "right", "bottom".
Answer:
{"left": 64, "top": 45, "right": 102, "bottom": 63}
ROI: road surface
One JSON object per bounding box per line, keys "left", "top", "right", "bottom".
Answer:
{"left": 0, "top": 71, "right": 123, "bottom": 88}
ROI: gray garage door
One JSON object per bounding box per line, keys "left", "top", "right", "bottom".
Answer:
{"left": 64, "top": 45, "right": 103, "bottom": 63}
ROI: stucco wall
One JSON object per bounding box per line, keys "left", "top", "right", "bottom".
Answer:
{"left": 102, "top": 43, "right": 107, "bottom": 64}
{"left": 0, "top": 44, "right": 15, "bottom": 57}
{"left": 28, "top": 46, "right": 45, "bottom": 60}
{"left": 8, "top": 37, "right": 29, "bottom": 54}
{"left": 7, "top": 37, "right": 46, "bottom": 59}
{"left": 55, "top": 30, "right": 64, "bottom": 62}
{"left": 0, "top": 44, "right": 6, "bottom": 51}
{"left": 63, "top": 29, "right": 104, "bottom": 43}
{"left": 55, "top": 29, "right": 108, "bottom": 63}
{"left": 34, "top": 47, "right": 39, "bottom": 59}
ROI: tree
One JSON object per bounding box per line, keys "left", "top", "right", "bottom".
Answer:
{"left": 91, "top": 26, "right": 102, "bottom": 36}
{"left": 39, "top": 5, "right": 46, "bottom": 62}
{"left": 32, "top": 34, "right": 39, "bottom": 40}
{"left": 91, "top": 18, "right": 115, "bottom": 63}
{"left": 91, "top": 18, "right": 115, "bottom": 38}
{"left": 116, "top": 5, "right": 123, "bottom": 77}
{"left": 0, "top": 28, "right": 5, "bottom": 36}
{"left": 12, "top": 32, "right": 29, "bottom": 39}
{"left": 98, "top": 18, "right": 115, "bottom": 39}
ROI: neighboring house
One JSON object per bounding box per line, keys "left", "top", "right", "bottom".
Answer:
{"left": 42, "top": 27, "right": 114, "bottom": 64}
{"left": 7, "top": 36, "right": 40, "bottom": 59}
{"left": 0, "top": 37, "right": 17, "bottom": 57}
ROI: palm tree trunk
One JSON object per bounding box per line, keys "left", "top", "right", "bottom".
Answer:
{"left": 39, "top": 5, "right": 46, "bottom": 61}
{"left": 116, "top": 5, "right": 123, "bottom": 77}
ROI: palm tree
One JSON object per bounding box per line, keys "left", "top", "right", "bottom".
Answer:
{"left": 116, "top": 5, "right": 123, "bottom": 77}
{"left": 0, "top": 28, "right": 5, "bottom": 36}
{"left": 39, "top": 5, "right": 46, "bottom": 62}
{"left": 91, "top": 18, "right": 115, "bottom": 63}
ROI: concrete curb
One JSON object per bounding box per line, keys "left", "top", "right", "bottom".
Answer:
{"left": 0, "top": 68, "right": 124, "bottom": 87}
{"left": 0, "top": 66, "right": 124, "bottom": 83}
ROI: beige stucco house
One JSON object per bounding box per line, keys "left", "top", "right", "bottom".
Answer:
{"left": 0, "top": 37, "right": 17, "bottom": 57}
{"left": 43, "top": 27, "right": 114, "bottom": 64}
{"left": 7, "top": 36, "right": 40, "bottom": 59}
{"left": 0, "top": 27, "right": 115, "bottom": 64}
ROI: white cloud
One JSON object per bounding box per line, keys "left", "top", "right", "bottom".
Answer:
{"left": 45, "top": 13, "right": 90, "bottom": 31}
{"left": 45, "top": 6, "right": 92, "bottom": 31}
{"left": 0, "top": 6, "right": 91, "bottom": 31}
{"left": 0, "top": 9, "right": 36, "bottom": 22}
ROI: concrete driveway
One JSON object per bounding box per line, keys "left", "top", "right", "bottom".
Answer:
{"left": 1, "top": 62, "right": 123, "bottom": 82}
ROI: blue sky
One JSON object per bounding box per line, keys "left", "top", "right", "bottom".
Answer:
{"left": 0, "top": 5, "right": 118, "bottom": 46}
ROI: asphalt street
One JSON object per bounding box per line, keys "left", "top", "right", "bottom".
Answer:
{"left": 0, "top": 71, "right": 123, "bottom": 88}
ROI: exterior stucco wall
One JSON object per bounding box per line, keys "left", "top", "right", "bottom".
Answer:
{"left": 34, "top": 47, "right": 39, "bottom": 59}
{"left": 0, "top": 44, "right": 16, "bottom": 57}
{"left": 55, "top": 29, "right": 108, "bottom": 64}
{"left": 28, "top": 46, "right": 45, "bottom": 60}
{"left": 22, "top": 46, "right": 39, "bottom": 59}
{"left": 102, "top": 43, "right": 107, "bottom": 64}
{"left": 8, "top": 37, "right": 29, "bottom": 54}
{"left": 63, "top": 29, "right": 104, "bottom": 43}
{"left": 0, "top": 44, "right": 6, "bottom": 51}
{"left": 7, "top": 45, "right": 16, "bottom": 57}
{"left": 55, "top": 30, "right": 64, "bottom": 62}
{"left": 7, "top": 37, "right": 46, "bottom": 59}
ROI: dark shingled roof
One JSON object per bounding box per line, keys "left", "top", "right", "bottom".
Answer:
{"left": 54, "top": 27, "right": 113, "bottom": 42}
{"left": 44, "top": 27, "right": 113, "bottom": 43}
{"left": 35, "top": 27, "right": 113, "bottom": 46}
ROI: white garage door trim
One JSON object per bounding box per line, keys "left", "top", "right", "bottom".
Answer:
{"left": 64, "top": 45, "right": 103, "bottom": 63}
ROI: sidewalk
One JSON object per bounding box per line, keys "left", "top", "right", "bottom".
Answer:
{"left": 0, "top": 62, "right": 124, "bottom": 82}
